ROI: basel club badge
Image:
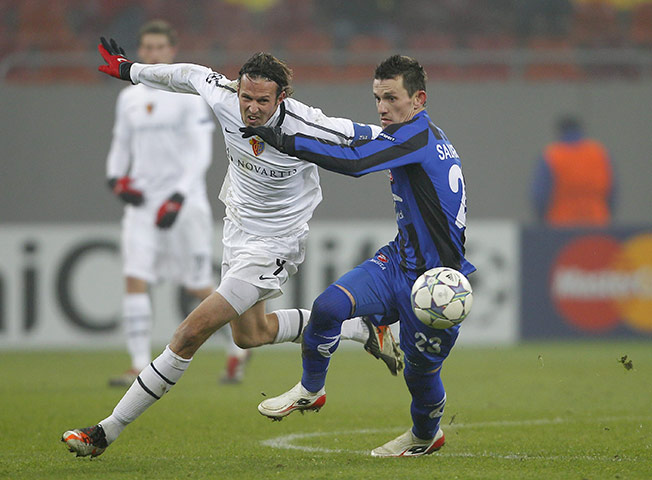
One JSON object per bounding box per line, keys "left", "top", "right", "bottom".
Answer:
{"left": 250, "top": 137, "right": 265, "bottom": 156}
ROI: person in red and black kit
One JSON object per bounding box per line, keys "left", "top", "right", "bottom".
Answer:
{"left": 531, "top": 115, "right": 615, "bottom": 227}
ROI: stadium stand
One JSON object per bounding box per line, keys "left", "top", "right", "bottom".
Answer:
{"left": 0, "top": 0, "right": 650, "bottom": 83}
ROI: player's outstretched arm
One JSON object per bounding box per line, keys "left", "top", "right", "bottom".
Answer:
{"left": 97, "top": 37, "right": 214, "bottom": 96}
{"left": 241, "top": 125, "right": 422, "bottom": 177}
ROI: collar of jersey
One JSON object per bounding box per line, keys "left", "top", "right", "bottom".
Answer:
{"left": 413, "top": 109, "right": 428, "bottom": 121}
{"left": 384, "top": 109, "right": 429, "bottom": 135}
{"left": 264, "top": 101, "right": 286, "bottom": 128}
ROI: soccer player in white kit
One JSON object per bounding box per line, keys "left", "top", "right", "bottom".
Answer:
{"left": 105, "top": 21, "right": 249, "bottom": 387}
{"left": 62, "top": 38, "right": 402, "bottom": 457}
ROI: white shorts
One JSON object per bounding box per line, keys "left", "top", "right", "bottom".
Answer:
{"left": 122, "top": 197, "right": 214, "bottom": 289}
{"left": 220, "top": 217, "right": 308, "bottom": 303}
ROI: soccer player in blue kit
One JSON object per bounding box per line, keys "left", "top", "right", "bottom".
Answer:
{"left": 241, "top": 55, "right": 476, "bottom": 457}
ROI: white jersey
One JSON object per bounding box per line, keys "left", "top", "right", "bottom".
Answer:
{"left": 129, "top": 62, "right": 381, "bottom": 236}
{"left": 106, "top": 83, "right": 215, "bottom": 205}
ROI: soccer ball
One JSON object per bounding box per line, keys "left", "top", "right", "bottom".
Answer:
{"left": 410, "top": 267, "right": 473, "bottom": 329}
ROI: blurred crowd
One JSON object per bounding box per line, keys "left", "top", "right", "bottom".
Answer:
{"left": 1, "top": 0, "right": 651, "bottom": 82}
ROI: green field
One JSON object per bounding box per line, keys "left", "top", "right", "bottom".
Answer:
{"left": 1, "top": 342, "right": 651, "bottom": 479}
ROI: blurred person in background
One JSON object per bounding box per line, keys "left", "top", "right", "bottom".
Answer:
{"left": 105, "top": 20, "right": 249, "bottom": 387}
{"left": 531, "top": 115, "right": 615, "bottom": 226}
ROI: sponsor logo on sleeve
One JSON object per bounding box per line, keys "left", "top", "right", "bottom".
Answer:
{"left": 370, "top": 252, "right": 390, "bottom": 270}
{"left": 205, "top": 72, "right": 225, "bottom": 85}
{"left": 379, "top": 132, "right": 396, "bottom": 142}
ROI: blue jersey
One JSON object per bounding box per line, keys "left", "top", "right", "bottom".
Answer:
{"left": 286, "top": 110, "right": 475, "bottom": 281}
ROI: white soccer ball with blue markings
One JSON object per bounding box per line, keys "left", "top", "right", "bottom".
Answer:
{"left": 410, "top": 267, "right": 473, "bottom": 329}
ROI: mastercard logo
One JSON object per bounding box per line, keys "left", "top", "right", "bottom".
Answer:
{"left": 549, "top": 234, "right": 652, "bottom": 333}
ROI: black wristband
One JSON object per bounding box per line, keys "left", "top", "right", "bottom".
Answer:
{"left": 281, "top": 134, "right": 295, "bottom": 156}
{"left": 119, "top": 62, "right": 133, "bottom": 82}
{"left": 169, "top": 192, "right": 185, "bottom": 204}
{"left": 107, "top": 177, "right": 117, "bottom": 190}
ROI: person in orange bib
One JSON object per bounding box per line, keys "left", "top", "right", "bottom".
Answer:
{"left": 532, "top": 115, "right": 615, "bottom": 226}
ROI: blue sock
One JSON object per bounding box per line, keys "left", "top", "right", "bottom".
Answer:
{"left": 301, "top": 285, "right": 353, "bottom": 392}
{"left": 404, "top": 364, "right": 446, "bottom": 440}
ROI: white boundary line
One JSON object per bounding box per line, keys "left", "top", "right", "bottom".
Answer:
{"left": 261, "top": 415, "right": 651, "bottom": 460}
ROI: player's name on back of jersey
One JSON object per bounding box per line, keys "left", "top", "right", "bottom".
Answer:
{"left": 436, "top": 143, "right": 460, "bottom": 160}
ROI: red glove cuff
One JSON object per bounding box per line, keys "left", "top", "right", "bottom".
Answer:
{"left": 155, "top": 193, "right": 185, "bottom": 228}
{"left": 157, "top": 200, "right": 182, "bottom": 218}
{"left": 113, "top": 176, "right": 133, "bottom": 195}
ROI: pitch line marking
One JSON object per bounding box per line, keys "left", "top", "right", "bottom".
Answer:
{"left": 261, "top": 415, "right": 651, "bottom": 460}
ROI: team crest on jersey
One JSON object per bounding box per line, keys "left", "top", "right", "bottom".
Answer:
{"left": 146, "top": 103, "right": 154, "bottom": 114}
{"left": 250, "top": 137, "right": 265, "bottom": 156}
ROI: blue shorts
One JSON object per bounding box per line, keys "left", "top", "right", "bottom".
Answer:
{"left": 335, "top": 242, "right": 460, "bottom": 374}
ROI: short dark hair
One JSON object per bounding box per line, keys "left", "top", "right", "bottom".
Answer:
{"left": 239, "top": 52, "right": 294, "bottom": 98}
{"left": 138, "top": 20, "right": 178, "bottom": 46}
{"left": 374, "top": 55, "right": 427, "bottom": 97}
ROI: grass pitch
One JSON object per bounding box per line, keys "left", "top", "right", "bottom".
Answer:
{"left": 1, "top": 342, "right": 651, "bottom": 479}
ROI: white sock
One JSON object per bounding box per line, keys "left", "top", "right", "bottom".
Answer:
{"left": 99, "top": 345, "right": 192, "bottom": 444}
{"left": 273, "top": 309, "right": 311, "bottom": 344}
{"left": 340, "top": 317, "right": 370, "bottom": 343}
{"left": 123, "top": 293, "right": 152, "bottom": 371}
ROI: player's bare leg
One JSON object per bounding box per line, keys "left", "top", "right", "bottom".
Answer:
{"left": 231, "top": 298, "right": 402, "bottom": 374}
{"left": 63, "top": 291, "right": 237, "bottom": 457}
{"left": 169, "top": 292, "right": 238, "bottom": 358}
{"left": 183, "top": 286, "right": 250, "bottom": 384}
{"left": 230, "top": 301, "right": 279, "bottom": 348}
